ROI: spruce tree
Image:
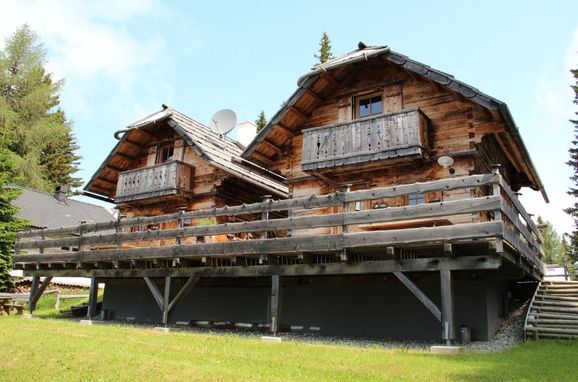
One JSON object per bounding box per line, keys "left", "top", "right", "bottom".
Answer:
{"left": 0, "top": 24, "right": 81, "bottom": 191}
{"left": 0, "top": 148, "right": 27, "bottom": 292}
{"left": 565, "top": 61, "right": 578, "bottom": 264}
{"left": 255, "top": 110, "right": 267, "bottom": 132}
{"left": 314, "top": 32, "right": 334, "bottom": 64}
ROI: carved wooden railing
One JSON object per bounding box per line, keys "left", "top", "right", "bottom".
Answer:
{"left": 14, "top": 173, "right": 544, "bottom": 275}
{"left": 115, "top": 160, "right": 194, "bottom": 203}
{"left": 301, "top": 109, "right": 429, "bottom": 170}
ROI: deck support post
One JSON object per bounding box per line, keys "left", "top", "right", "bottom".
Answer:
{"left": 144, "top": 276, "right": 200, "bottom": 326}
{"left": 86, "top": 277, "right": 99, "bottom": 319}
{"left": 440, "top": 269, "right": 455, "bottom": 345}
{"left": 162, "top": 276, "right": 171, "bottom": 326}
{"left": 270, "top": 275, "right": 282, "bottom": 334}
{"left": 28, "top": 276, "right": 53, "bottom": 313}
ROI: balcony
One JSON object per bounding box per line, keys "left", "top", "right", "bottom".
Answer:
{"left": 301, "top": 109, "right": 429, "bottom": 171}
{"left": 115, "top": 160, "right": 194, "bottom": 203}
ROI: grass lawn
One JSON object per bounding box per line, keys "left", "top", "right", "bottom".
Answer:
{"left": 0, "top": 317, "right": 577, "bottom": 382}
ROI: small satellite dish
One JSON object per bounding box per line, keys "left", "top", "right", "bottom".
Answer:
{"left": 209, "top": 109, "right": 237, "bottom": 136}
{"left": 437, "top": 155, "right": 455, "bottom": 168}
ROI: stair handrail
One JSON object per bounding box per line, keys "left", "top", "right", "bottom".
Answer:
{"left": 523, "top": 280, "right": 543, "bottom": 340}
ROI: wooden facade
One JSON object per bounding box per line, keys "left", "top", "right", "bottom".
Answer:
{"left": 13, "top": 44, "right": 547, "bottom": 342}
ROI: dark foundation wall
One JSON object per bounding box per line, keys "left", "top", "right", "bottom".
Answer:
{"left": 102, "top": 274, "right": 512, "bottom": 341}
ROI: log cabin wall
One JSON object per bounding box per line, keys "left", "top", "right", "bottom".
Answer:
{"left": 261, "top": 60, "right": 519, "bottom": 235}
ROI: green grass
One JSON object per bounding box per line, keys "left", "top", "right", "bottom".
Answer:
{"left": 0, "top": 317, "right": 576, "bottom": 382}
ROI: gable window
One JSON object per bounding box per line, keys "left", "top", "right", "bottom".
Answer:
{"left": 408, "top": 193, "right": 425, "bottom": 206}
{"left": 356, "top": 93, "right": 383, "bottom": 118}
{"left": 156, "top": 143, "right": 174, "bottom": 164}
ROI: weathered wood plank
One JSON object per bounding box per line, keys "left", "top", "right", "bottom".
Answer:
{"left": 167, "top": 275, "right": 200, "bottom": 312}
{"left": 270, "top": 275, "right": 281, "bottom": 333}
{"left": 21, "top": 256, "right": 502, "bottom": 278}
{"left": 499, "top": 178, "right": 543, "bottom": 244}
{"left": 440, "top": 269, "right": 455, "bottom": 343}
{"left": 143, "top": 277, "right": 164, "bottom": 310}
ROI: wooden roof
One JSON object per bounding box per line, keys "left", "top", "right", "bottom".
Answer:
{"left": 242, "top": 45, "right": 548, "bottom": 202}
{"left": 85, "top": 105, "right": 288, "bottom": 199}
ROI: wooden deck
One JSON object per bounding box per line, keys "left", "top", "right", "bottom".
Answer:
{"left": 13, "top": 173, "right": 544, "bottom": 279}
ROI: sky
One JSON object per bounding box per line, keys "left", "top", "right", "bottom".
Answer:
{"left": 0, "top": 0, "right": 577, "bottom": 235}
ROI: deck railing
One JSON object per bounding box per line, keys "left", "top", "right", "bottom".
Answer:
{"left": 301, "top": 109, "right": 429, "bottom": 170}
{"left": 115, "top": 160, "right": 194, "bottom": 203}
{"left": 14, "top": 173, "right": 544, "bottom": 275}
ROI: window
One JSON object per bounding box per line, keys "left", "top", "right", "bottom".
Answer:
{"left": 356, "top": 93, "right": 383, "bottom": 118}
{"left": 156, "top": 143, "right": 174, "bottom": 163}
{"left": 408, "top": 193, "right": 425, "bottom": 206}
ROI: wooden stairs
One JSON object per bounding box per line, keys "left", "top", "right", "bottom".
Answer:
{"left": 525, "top": 281, "right": 578, "bottom": 340}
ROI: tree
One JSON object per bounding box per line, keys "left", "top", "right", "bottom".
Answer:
{"left": 255, "top": 110, "right": 267, "bottom": 132}
{"left": 0, "top": 148, "right": 27, "bottom": 292}
{"left": 537, "top": 217, "right": 565, "bottom": 264}
{"left": 314, "top": 32, "right": 334, "bottom": 64}
{"left": 566, "top": 59, "right": 578, "bottom": 264}
{"left": 0, "top": 24, "right": 81, "bottom": 191}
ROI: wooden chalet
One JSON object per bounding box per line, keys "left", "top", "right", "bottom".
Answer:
{"left": 13, "top": 44, "right": 546, "bottom": 343}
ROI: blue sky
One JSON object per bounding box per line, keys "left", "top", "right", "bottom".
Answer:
{"left": 1, "top": 0, "right": 577, "bottom": 234}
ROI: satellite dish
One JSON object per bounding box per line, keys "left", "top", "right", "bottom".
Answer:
{"left": 437, "top": 155, "right": 455, "bottom": 168}
{"left": 209, "top": 109, "right": 237, "bottom": 136}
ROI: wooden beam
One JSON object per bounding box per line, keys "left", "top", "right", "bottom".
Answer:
{"left": 23, "top": 255, "right": 502, "bottom": 278}
{"left": 143, "top": 277, "right": 164, "bottom": 310}
{"left": 261, "top": 139, "right": 283, "bottom": 154}
{"left": 304, "top": 88, "right": 323, "bottom": 104}
{"left": 86, "top": 277, "right": 99, "bottom": 319}
{"left": 270, "top": 275, "right": 282, "bottom": 334}
{"left": 28, "top": 276, "right": 53, "bottom": 313}
{"left": 249, "top": 150, "right": 274, "bottom": 167}
{"left": 320, "top": 72, "right": 340, "bottom": 87}
{"left": 97, "top": 177, "right": 117, "bottom": 186}
{"left": 276, "top": 123, "right": 295, "bottom": 138}
{"left": 162, "top": 276, "right": 171, "bottom": 325}
{"left": 393, "top": 272, "right": 441, "bottom": 321}
{"left": 440, "top": 269, "right": 455, "bottom": 344}
{"left": 167, "top": 275, "right": 200, "bottom": 312}
{"left": 289, "top": 106, "right": 308, "bottom": 122}
{"left": 124, "top": 139, "right": 145, "bottom": 149}
{"left": 115, "top": 152, "right": 138, "bottom": 161}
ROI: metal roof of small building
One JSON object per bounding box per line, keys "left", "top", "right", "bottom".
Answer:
{"left": 11, "top": 186, "right": 114, "bottom": 229}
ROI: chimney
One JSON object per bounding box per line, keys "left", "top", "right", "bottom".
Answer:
{"left": 237, "top": 120, "right": 257, "bottom": 147}
{"left": 54, "top": 184, "right": 70, "bottom": 203}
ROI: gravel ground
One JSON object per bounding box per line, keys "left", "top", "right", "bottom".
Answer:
{"left": 80, "top": 299, "right": 530, "bottom": 353}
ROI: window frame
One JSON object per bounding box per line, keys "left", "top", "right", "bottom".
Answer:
{"left": 354, "top": 91, "right": 384, "bottom": 119}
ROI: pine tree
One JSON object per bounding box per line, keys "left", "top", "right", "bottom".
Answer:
{"left": 255, "top": 110, "right": 267, "bottom": 132}
{"left": 314, "top": 32, "right": 334, "bottom": 64}
{"left": 0, "top": 148, "right": 28, "bottom": 292}
{"left": 0, "top": 24, "right": 81, "bottom": 191}
{"left": 565, "top": 60, "right": 578, "bottom": 264}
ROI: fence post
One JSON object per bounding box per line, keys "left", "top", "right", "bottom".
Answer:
{"left": 340, "top": 185, "right": 351, "bottom": 261}
{"left": 78, "top": 220, "right": 87, "bottom": 252}
{"left": 491, "top": 165, "right": 504, "bottom": 253}
{"left": 260, "top": 195, "right": 272, "bottom": 265}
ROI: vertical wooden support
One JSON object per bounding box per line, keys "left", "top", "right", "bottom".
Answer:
{"left": 440, "top": 269, "right": 455, "bottom": 345}
{"left": 29, "top": 276, "right": 40, "bottom": 313}
{"left": 492, "top": 165, "right": 504, "bottom": 253}
{"left": 176, "top": 207, "right": 186, "bottom": 245}
{"left": 39, "top": 228, "right": 46, "bottom": 255}
{"left": 270, "top": 275, "right": 282, "bottom": 334}
{"left": 340, "top": 185, "right": 351, "bottom": 261}
{"left": 115, "top": 214, "right": 125, "bottom": 250}
{"left": 260, "top": 196, "right": 272, "bottom": 265}
{"left": 78, "top": 221, "right": 87, "bottom": 252}
{"left": 87, "top": 277, "right": 99, "bottom": 319}
{"left": 162, "top": 276, "right": 171, "bottom": 326}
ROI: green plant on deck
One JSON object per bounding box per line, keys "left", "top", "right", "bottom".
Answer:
{"left": 194, "top": 217, "right": 217, "bottom": 226}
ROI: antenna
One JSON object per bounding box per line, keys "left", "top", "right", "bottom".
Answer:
{"left": 209, "top": 109, "right": 237, "bottom": 143}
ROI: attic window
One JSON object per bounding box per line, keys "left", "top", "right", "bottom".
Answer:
{"left": 356, "top": 93, "right": 383, "bottom": 118}
{"left": 157, "top": 143, "right": 174, "bottom": 163}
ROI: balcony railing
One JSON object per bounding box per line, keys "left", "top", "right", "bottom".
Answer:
{"left": 14, "top": 173, "right": 544, "bottom": 279}
{"left": 115, "top": 160, "right": 194, "bottom": 203}
{"left": 301, "top": 108, "right": 429, "bottom": 171}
